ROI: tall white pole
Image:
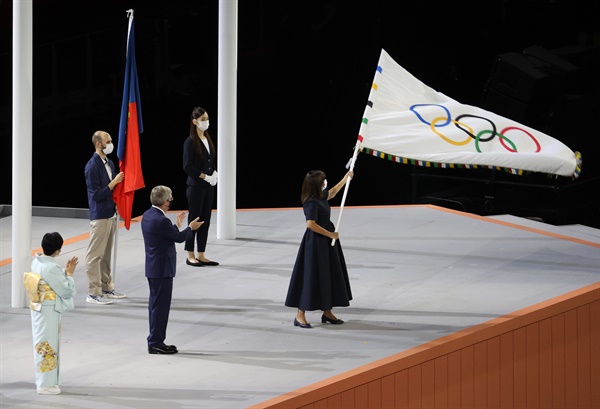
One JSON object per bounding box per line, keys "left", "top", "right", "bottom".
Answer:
{"left": 12, "top": 0, "right": 33, "bottom": 308}
{"left": 216, "top": 0, "right": 238, "bottom": 239}
{"left": 331, "top": 140, "right": 359, "bottom": 246}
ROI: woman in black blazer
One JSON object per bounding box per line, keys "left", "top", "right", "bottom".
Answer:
{"left": 182, "top": 106, "right": 219, "bottom": 267}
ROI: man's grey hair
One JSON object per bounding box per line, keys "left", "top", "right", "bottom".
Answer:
{"left": 150, "top": 185, "right": 172, "bottom": 206}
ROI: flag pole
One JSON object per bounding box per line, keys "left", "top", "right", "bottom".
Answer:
{"left": 112, "top": 215, "right": 119, "bottom": 284}
{"left": 126, "top": 9, "right": 134, "bottom": 36}
{"left": 112, "top": 9, "right": 135, "bottom": 285}
{"left": 331, "top": 51, "right": 383, "bottom": 246}
{"left": 331, "top": 138, "right": 360, "bottom": 246}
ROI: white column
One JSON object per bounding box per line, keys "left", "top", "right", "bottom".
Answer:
{"left": 12, "top": 0, "right": 33, "bottom": 308}
{"left": 216, "top": 0, "right": 238, "bottom": 239}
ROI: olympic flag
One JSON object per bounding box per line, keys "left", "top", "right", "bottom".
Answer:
{"left": 332, "top": 48, "right": 581, "bottom": 245}
{"left": 113, "top": 10, "right": 144, "bottom": 230}
{"left": 354, "top": 48, "right": 581, "bottom": 178}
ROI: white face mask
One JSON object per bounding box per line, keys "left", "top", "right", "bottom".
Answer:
{"left": 197, "top": 120, "right": 209, "bottom": 131}
{"left": 102, "top": 142, "right": 114, "bottom": 155}
{"left": 322, "top": 179, "right": 328, "bottom": 191}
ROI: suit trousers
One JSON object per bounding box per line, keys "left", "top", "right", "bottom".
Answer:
{"left": 85, "top": 216, "right": 117, "bottom": 296}
{"left": 147, "top": 277, "right": 173, "bottom": 347}
{"left": 185, "top": 184, "right": 214, "bottom": 253}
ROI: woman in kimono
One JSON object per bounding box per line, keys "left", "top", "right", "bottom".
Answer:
{"left": 25, "top": 232, "right": 78, "bottom": 395}
{"left": 285, "top": 169, "right": 354, "bottom": 328}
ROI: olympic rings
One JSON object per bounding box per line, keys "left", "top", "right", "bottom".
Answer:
{"left": 410, "top": 104, "right": 451, "bottom": 127}
{"left": 477, "top": 130, "right": 517, "bottom": 153}
{"left": 430, "top": 117, "right": 472, "bottom": 146}
{"left": 455, "top": 114, "right": 497, "bottom": 143}
{"left": 410, "top": 103, "right": 541, "bottom": 153}
{"left": 500, "top": 126, "right": 541, "bottom": 153}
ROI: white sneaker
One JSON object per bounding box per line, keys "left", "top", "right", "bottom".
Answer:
{"left": 86, "top": 294, "right": 113, "bottom": 305}
{"left": 37, "top": 386, "right": 61, "bottom": 395}
{"left": 102, "top": 289, "right": 126, "bottom": 299}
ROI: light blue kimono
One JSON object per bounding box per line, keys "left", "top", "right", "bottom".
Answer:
{"left": 30, "top": 254, "right": 76, "bottom": 389}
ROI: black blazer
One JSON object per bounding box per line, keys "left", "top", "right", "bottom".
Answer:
{"left": 182, "top": 136, "right": 216, "bottom": 187}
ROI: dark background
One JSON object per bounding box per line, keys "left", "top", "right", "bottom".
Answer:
{"left": 1, "top": 0, "right": 599, "bottom": 227}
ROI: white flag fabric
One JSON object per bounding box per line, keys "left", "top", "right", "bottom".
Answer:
{"left": 357, "top": 49, "right": 581, "bottom": 177}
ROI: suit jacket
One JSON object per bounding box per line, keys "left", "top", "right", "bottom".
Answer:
{"left": 84, "top": 153, "right": 117, "bottom": 220}
{"left": 183, "top": 136, "right": 216, "bottom": 187}
{"left": 141, "top": 206, "right": 194, "bottom": 278}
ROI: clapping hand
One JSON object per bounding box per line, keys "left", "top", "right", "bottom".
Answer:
{"left": 175, "top": 211, "right": 186, "bottom": 228}
{"left": 65, "top": 256, "right": 78, "bottom": 276}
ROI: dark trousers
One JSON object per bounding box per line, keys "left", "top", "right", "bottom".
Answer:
{"left": 147, "top": 277, "right": 173, "bottom": 347}
{"left": 185, "top": 184, "right": 214, "bottom": 253}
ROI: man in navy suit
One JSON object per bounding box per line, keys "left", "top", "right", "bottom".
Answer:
{"left": 141, "top": 185, "right": 203, "bottom": 354}
{"left": 84, "top": 130, "right": 126, "bottom": 305}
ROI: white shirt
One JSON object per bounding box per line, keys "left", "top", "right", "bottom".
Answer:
{"left": 201, "top": 137, "right": 210, "bottom": 154}
{"left": 152, "top": 205, "right": 166, "bottom": 216}
{"left": 103, "top": 158, "right": 113, "bottom": 179}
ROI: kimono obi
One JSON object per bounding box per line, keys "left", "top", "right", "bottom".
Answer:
{"left": 38, "top": 282, "right": 57, "bottom": 300}
{"left": 23, "top": 272, "right": 56, "bottom": 311}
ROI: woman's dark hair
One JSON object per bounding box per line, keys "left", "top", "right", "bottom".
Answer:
{"left": 41, "top": 232, "right": 64, "bottom": 256}
{"left": 300, "top": 170, "right": 326, "bottom": 204}
{"left": 188, "top": 106, "right": 216, "bottom": 158}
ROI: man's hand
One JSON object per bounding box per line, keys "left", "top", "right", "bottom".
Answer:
{"left": 109, "top": 172, "right": 125, "bottom": 190}
{"left": 189, "top": 217, "right": 204, "bottom": 231}
{"left": 175, "top": 211, "right": 186, "bottom": 228}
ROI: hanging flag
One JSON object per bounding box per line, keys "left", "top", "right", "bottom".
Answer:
{"left": 113, "top": 10, "right": 144, "bottom": 230}
{"left": 355, "top": 48, "right": 581, "bottom": 178}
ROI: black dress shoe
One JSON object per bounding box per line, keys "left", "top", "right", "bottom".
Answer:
{"left": 148, "top": 345, "right": 178, "bottom": 354}
{"left": 321, "top": 314, "right": 344, "bottom": 324}
{"left": 293, "top": 318, "right": 312, "bottom": 328}
{"left": 186, "top": 259, "right": 204, "bottom": 267}
{"left": 156, "top": 343, "right": 178, "bottom": 351}
{"left": 196, "top": 259, "right": 219, "bottom": 266}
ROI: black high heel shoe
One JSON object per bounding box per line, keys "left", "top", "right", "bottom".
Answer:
{"left": 321, "top": 314, "right": 344, "bottom": 324}
{"left": 293, "top": 318, "right": 312, "bottom": 328}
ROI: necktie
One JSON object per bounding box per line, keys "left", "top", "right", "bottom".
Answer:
{"left": 104, "top": 159, "right": 113, "bottom": 179}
